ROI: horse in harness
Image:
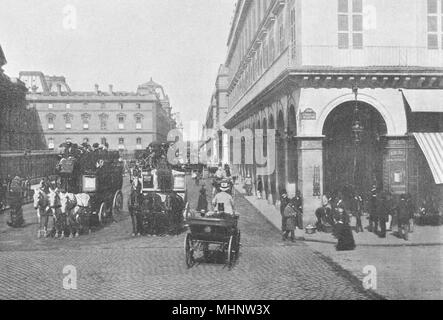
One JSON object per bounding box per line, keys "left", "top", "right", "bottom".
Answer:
{"left": 33, "top": 189, "right": 51, "bottom": 238}
{"left": 164, "top": 192, "right": 185, "bottom": 235}
{"left": 59, "top": 192, "right": 91, "bottom": 237}
{"left": 47, "top": 189, "right": 65, "bottom": 238}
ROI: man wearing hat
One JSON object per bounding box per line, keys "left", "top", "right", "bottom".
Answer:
{"left": 212, "top": 180, "right": 235, "bottom": 215}
{"left": 397, "top": 194, "right": 410, "bottom": 241}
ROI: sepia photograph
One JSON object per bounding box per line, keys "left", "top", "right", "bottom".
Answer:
{"left": 0, "top": 0, "right": 442, "bottom": 304}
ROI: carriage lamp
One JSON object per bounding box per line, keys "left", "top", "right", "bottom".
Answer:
{"left": 351, "top": 87, "right": 364, "bottom": 145}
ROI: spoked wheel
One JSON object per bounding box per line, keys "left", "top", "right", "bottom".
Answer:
{"left": 112, "top": 190, "right": 124, "bottom": 216}
{"left": 184, "top": 233, "right": 194, "bottom": 268}
{"left": 98, "top": 202, "right": 107, "bottom": 225}
{"left": 226, "top": 235, "right": 235, "bottom": 268}
{"left": 236, "top": 230, "right": 241, "bottom": 258}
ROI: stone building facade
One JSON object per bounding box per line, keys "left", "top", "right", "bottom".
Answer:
{"left": 0, "top": 46, "right": 46, "bottom": 152}
{"left": 214, "top": 0, "right": 443, "bottom": 222}
{"left": 202, "top": 65, "right": 230, "bottom": 167}
{"left": 19, "top": 72, "right": 176, "bottom": 155}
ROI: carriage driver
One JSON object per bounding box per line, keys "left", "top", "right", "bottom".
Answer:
{"left": 212, "top": 180, "right": 235, "bottom": 216}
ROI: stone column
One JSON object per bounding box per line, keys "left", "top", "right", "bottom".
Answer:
{"left": 297, "top": 136, "right": 324, "bottom": 225}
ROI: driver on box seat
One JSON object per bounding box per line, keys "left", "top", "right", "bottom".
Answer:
{"left": 212, "top": 181, "right": 235, "bottom": 216}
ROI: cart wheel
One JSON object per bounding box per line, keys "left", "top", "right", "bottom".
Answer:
{"left": 184, "top": 233, "right": 194, "bottom": 268}
{"left": 98, "top": 202, "right": 106, "bottom": 225}
{"left": 112, "top": 190, "right": 123, "bottom": 216}
{"left": 227, "top": 235, "right": 235, "bottom": 267}
{"left": 236, "top": 230, "right": 241, "bottom": 258}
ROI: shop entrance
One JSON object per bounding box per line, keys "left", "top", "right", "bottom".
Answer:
{"left": 323, "top": 101, "right": 387, "bottom": 198}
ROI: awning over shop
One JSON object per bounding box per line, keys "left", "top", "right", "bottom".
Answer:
{"left": 413, "top": 133, "right": 443, "bottom": 184}
{"left": 401, "top": 90, "right": 443, "bottom": 112}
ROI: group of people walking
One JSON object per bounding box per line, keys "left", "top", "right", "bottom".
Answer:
{"left": 315, "top": 185, "right": 416, "bottom": 242}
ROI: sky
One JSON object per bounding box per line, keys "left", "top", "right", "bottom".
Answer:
{"left": 0, "top": 0, "right": 236, "bottom": 134}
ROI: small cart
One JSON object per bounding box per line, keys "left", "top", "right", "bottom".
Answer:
{"left": 184, "top": 212, "right": 240, "bottom": 268}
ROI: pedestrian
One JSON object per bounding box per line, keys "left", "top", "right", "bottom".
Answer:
{"left": 197, "top": 185, "right": 209, "bottom": 216}
{"left": 368, "top": 185, "right": 378, "bottom": 233}
{"left": 335, "top": 208, "right": 356, "bottom": 251}
{"left": 406, "top": 193, "right": 415, "bottom": 233}
{"left": 396, "top": 194, "right": 410, "bottom": 241}
{"left": 257, "top": 177, "right": 263, "bottom": 199}
{"left": 282, "top": 200, "right": 297, "bottom": 242}
{"left": 376, "top": 191, "right": 389, "bottom": 238}
{"left": 352, "top": 193, "right": 364, "bottom": 233}
{"left": 293, "top": 190, "right": 304, "bottom": 230}
{"left": 280, "top": 190, "right": 290, "bottom": 233}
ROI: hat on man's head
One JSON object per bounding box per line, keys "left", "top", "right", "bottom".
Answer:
{"left": 219, "top": 181, "right": 230, "bottom": 192}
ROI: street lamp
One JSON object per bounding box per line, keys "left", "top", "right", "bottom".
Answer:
{"left": 351, "top": 87, "right": 364, "bottom": 145}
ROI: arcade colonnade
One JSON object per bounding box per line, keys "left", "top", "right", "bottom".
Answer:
{"left": 228, "top": 87, "right": 412, "bottom": 224}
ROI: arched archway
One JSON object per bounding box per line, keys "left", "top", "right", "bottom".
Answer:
{"left": 323, "top": 101, "right": 387, "bottom": 199}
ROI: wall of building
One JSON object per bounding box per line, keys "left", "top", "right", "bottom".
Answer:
{"left": 299, "top": 0, "right": 442, "bottom": 67}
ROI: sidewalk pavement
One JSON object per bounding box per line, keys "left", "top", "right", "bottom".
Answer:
{"left": 235, "top": 185, "right": 443, "bottom": 247}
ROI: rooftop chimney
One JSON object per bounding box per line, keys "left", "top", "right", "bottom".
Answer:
{"left": 109, "top": 84, "right": 113, "bottom": 94}
{"left": 94, "top": 84, "right": 99, "bottom": 94}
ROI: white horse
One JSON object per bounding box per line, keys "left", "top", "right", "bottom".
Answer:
{"left": 60, "top": 192, "right": 91, "bottom": 237}
{"left": 48, "top": 188, "right": 65, "bottom": 238}
{"left": 33, "top": 189, "right": 50, "bottom": 238}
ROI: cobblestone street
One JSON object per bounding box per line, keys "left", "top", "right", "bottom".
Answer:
{"left": 0, "top": 177, "right": 380, "bottom": 300}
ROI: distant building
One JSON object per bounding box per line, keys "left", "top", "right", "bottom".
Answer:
{"left": 0, "top": 46, "right": 46, "bottom": 152}
{"left": 202, "top": 64, "right": 230, "bottom": 166}
{"left": 19, "top": 72, "right": 176, "bottom": 155}
{"left": 211, "top": 0, "right": 443, "bottom": 221}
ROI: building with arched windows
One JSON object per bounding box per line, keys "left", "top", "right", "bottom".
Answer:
{"left": 19, "top": 72, "right": 177, "bottom": 156}
{"left": 208, "top": 0, "right": 443, "bottom": 223}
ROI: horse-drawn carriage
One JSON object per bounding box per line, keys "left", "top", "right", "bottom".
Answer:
{"left": 128, "top": 142, "right": 188, "bottom": 236}
{"left": 34, "top": 145, "right": 124, "bottom": 238}
{"left": 184, "top": 210, "right": 241, "bottom": 268}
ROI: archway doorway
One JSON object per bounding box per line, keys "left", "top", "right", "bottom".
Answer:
{"left": 323, "top": 101, "right": 387, "bottom": 199}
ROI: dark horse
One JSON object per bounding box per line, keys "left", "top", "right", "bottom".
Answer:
{"left": 164, "top": 192, "right": 185, "bottom": 235}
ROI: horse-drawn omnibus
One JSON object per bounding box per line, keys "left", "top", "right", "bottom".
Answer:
{"left": 56, "top": 145, "right": 124, "bottom": 228}
{"left": 128, "top": 142, "right": 187, "bottom": 236}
